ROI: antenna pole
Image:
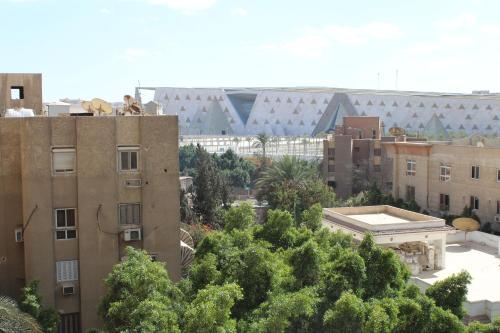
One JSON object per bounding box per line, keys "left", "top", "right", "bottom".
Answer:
{"left": 395, "top": 70, "right": 399, "bottom": 90}
{"left": 377, "top": 72, "right": 380, "bottom": 90}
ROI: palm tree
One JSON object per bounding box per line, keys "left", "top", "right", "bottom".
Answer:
{"left": 0, "top": 296, "right": 42, "bottom": 333}
{"left": 255, "top": 132, "right": 270, "bottom": 160}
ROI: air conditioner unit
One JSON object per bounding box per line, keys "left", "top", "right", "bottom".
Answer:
{"left": 123, "top": 228, "right": 142, "bottom": 241}
{"left": 149, "top": 254, "right": 158, "bottom": 262}
{"left": 62, "top": 284, "right": 76, "bottom": 296}
{"left": 125, "top": 179, "right": 142, "bottom": 188}
{"left": 14, "top": 228, "right": 23, "bottom": 243}
{"left": 494, "top": 215, "right": 500, "bottom": 223}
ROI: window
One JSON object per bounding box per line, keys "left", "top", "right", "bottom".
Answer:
{"left": 439, "top": 165, "right": 451, "bottom": 182}
{"left": 56, "top": 260, "right": 78, "bottom": 282}
{"left": 52, "top": 148, "right": 75, "bottom": 174}
{"left": 406, "top": 160, "right": 416, "bottom": 176}
{"left": 471, "top": 165, "right": 480, "bottom": 179}
{"left": 328, "top": 148, "right": 335, "bottom": 156}
{"left": 470, "top": 196, "right": 479, "bottom": 210}
{"left": 119, "top": 203, "right": 141, "bottom": 225}
{"left": 59, "top": 313, "right": 80, "bottom": 333}
{"left": 372, "top": 129, "right": 377, "bottom": 139}
{"left": 406, "top": 185, "right": 416, "bottom": 201}
{"left": 373, "top": 148, "right": 381, "bottom": 156}
{"left": 373, "top": 165, "right": 381, "bottom": 172}
{"left": 328, "top": 181, "right": 336, "bottom": 189}
{"left": 328, "top": 164, "right": 335, "bottom": 172}
{"left": 439, "top": 194, "right": 450, "bottom": 211}
{"left": 55, "top": 209, "right": 77, "bottom": 240}
{"left": 354, "top": 147, "right": 360, "bottom": 153}
{"left": 497, "top": 200, "right": 500, "bottom": 215}
{"left": 386, "top": 182, "right": 393, "bottom": 191}
{"left": 118, "top": 146, "right": 139, "bottom": 172}
{"left": 10, "top": 86, "right": 24, "bottom": 100}
{"left": 497, "top": 170, "right": 500, "bottom": 182}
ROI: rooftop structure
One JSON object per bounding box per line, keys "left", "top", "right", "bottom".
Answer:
{"left": 140, "top": 86, "right": 500, "bottom": 137}
{"left": 323, "top": 205, "right": 451, "bottom": 273}
{"left": 0, "top": 73, "right": 43, "bottom": 115}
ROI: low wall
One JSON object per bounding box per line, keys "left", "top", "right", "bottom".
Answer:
{"left": 447, "top": 231, "right": 500, "bottom": 254}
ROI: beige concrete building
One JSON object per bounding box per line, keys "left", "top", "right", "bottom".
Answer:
{"left": 0, "top": 73, "right": 43, "bottom": 115}
{"left": 384, "top": 141, "right": 500, "bottom": 231}
{"left": 0, "top": 116, "right": 181, "bottom": 332}
{"left": 323, "top": 117, "right": 395, "bottom": 198}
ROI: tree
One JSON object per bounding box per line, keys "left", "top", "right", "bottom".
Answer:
{"left": 323, "top": 292, "right": 365, "bottom": 333}
{"left": 224, "top": 201, "right": 255, "bottom": 232}
{"left": 183, "top": 283, "right": 243, "bottom": 333}
{"left": 0, "top": 296, "right": 42, "bottom": 333}
{"left": 19, "top": 280, "right": 59, "bottom": 333}
{"left": 300, "top": 203, "right": 323, "bottom": 231}
{"left": 179, "top": 144, "right": 198, "bottom": 176}
{"left": 289, "top": 240, "right": 322, "bottom": 287}
{"left": 99, "top": 247, "right": 180, "bottom": 333}
{"left": 427, "top": 306, "right": 465, "bottom": 333}
{"left": 425, "top": 270, "right": 472, "bottom": 319}
{"left": 256, "top": 209, "right": 296, "bottom": 249}
{"left": 256, "top": 133, "right": 270, "bottom": 161}
{"left": 193, "top": 144, "right": 230, "bottom": 227}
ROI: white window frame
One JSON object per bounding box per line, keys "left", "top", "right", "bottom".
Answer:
{"left": 117, "top": 146, "right": 140, "bottom": 172}
{"left": 118, "top": 203, "right": 141, "bottom": 225}
{"left": 471, "top": 165, "right": 480, "bottom": 180}
{"left": 406, "top": 159, "right": 416, "bottom": 176}
{"left": 439, "top": 165, "right": 451, "bottom": 182}
{"left": 56, "top": 260, "right": 79, "bottom": 282}
{"left": 52, "top": 147, "right": 76, "bottom": 175}
{"left": 54, "top": 208, "right": 77, "bottom": 240}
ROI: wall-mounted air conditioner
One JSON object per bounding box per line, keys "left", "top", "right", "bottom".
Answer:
{"left": 494, "top": 215, "right": 500, "bottom": 223}
{"left": 125, "top": 179, "right": 142, "bottom": 188}
{"left": 123, "top": 228, "right": 142, "bottom": 241}
{"left": 15, "top": 228, "right": 23, "bottom": 243}
{"left": 62, "top": 284, "right": 76, "bottom": 296}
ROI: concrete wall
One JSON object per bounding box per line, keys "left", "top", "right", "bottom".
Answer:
{"left": 0, "top": 116, "right": 181, "bottom": 332}
{"left": 0, "top": 73, "right": 43, "bottom": 115}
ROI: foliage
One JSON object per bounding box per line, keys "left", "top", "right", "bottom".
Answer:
{"left": 19, "top": 280, "right": 59, "bottom": 333}
{"left": 0, "top": 296, "right": 42, "bottom": 333}
{"left": 467, "top": 317, "right": 500, "bottom": 333}
{"left": 323, "top": 292, "right": 365, "bottom": 333}
{"left": 425, "top": 270, "right": 472, "bottom": 319}
{"left": 256, "top": 155, "right": 336, "bottom": 217}
{"left": 99, "top": 247, "right": 181, "bottom": 333}
{"left": 183, "top": 283, "right": 243, "bottom": 333}
{"left": 192, "top": 144, "right": 230, "bottom": 227}
{"left": 224, "top": 201, "right": 255, "bottom": 232}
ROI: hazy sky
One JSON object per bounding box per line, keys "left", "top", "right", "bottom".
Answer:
{"left": 1, "top": 0, "right": 499, "bottom": 101}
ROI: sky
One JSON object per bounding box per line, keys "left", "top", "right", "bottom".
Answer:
{"left": 1, "top": 0, "right": 500, "bottom": 101}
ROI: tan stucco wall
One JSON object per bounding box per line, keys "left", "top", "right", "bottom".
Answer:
{"left": 0, "top": 116, "right": 181, "bottom": 331}
{"left": 0, "top": 73, "right": 43, "bottom": 115}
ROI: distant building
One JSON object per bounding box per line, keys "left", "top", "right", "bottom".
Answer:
{"left": 141, "top": 86, "right": 500, "bottom": 137}
{"left": 384, "top": 140, "right": 500, "bottom": 231}
{"left": 0, "top": 73, "right": 43, "bottom": 115}
{"left": 0, "top": 115, "right": 182, "bottom": 332}
{"left": 322, "top": 116, "right": 396, "bottom": 198}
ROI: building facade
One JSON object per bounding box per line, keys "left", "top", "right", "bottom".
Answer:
{"left": 0, "top": 73, "right": 43, "bottom": 115}
{"left": 384, "top": 141, "right": 500, "bottom": 231}
{"left": 141, "top": 86, "right": 500, "bottom": 137}
{"left": 0, "top": 116, "right": 181, "bottom": 332}
{"left": 322, "top": 117, "right": 395, "bottom": 198}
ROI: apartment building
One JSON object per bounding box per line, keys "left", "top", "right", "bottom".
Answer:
{"left": 384, "top": 141, "right": 500, "bottom": 231}
{"left": 0, "top": 115, "right": 181, "bottom": 332}
{"left": 323, "top": 116, "right": 395, "bottom": 198}
{"left": 0, "top": 73, "right": 43, "bottom": 115}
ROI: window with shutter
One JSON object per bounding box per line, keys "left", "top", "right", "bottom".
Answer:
{"left": 52, "top": 148, "right": 75, "bottom": 174}
{"left": 118, "top": 146, "right": 139, "bottom": 172}
{"left": 119, "top": 203, "right": 141, "bottom": 225}
{"left": 56, "top": 260, "right": 79, "bottom": 282}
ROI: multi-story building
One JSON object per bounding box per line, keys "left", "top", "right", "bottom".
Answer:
{"left": 322, "top": 117, "right": 395, "bottom": 198}
{"left": 0, "top": 115, "right": 181, "bottom": 332}
{"left": 384, "top": 140, "right": 500, "bottom": 231}
{"left": 0, "top": 73, "right": 43, "bottom": 115}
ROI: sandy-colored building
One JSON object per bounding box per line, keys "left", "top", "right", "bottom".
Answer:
{"left": 384, "top": 140, "right": 500, "bottom": 231}
{"left": 0, "top": 115, "right": 181, "bottom": 332}
{"left": 323, "top": 117, "right": 395, "bottom": 198}
{"left": 0, "top": 73, "right": 43, "bottom": 115}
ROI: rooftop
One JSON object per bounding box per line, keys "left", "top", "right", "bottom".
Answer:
{"left": 415, "top": 241, "right": 500, "bottom": 303}
{"left": 323, "top": 205, "right": 448, "bottom": 233}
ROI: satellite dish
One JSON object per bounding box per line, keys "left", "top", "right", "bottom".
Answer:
{"left": 123, "top": 95, "right": 142, "bottom": 114}
{"left": 91, "top": 98, "right": 112, "bottom": 115}
{"left": 452, "top": 217, "right": 480, "bottom": 232}
{"left": 389, "top": 127, "right": 405, "bottom": 136}
{"left": 81, "top": 101, "right": 93, "bottom": 113}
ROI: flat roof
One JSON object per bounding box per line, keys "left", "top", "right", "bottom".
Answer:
{"left": 415, "top": 242, "right": 500, "bottom": 303}
{"left": 348, "top": 213, "right": 412, "bottom": 225}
